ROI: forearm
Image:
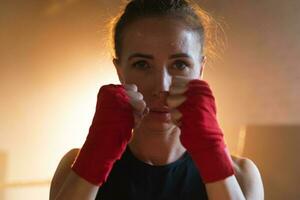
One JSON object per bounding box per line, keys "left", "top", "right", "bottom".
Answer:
{"left": 205, "top": 175, "right": 245, "bottom": 200}
{"left": 53, "top": 170, "right": 99, "bottom": 200}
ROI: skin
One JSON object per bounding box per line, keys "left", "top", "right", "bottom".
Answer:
{"left": 114, "top": 16, "right": 204, "bottom": 166}
{"left": 50, "top": 16, "right": 264, "bottom": 200}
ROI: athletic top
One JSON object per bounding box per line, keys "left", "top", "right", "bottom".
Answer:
{"left": 95, "top": 146, "right": 208, "bottom": 200}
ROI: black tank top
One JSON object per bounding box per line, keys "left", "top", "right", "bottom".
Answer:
{"left": 95, "top": 146, "right": 208, "bottom": 200}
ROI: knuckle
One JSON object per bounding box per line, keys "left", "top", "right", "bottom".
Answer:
{"left": 129, "top": 91, "right": 143, "bottom": 101}
{"left": 133, "top": 99, "right": 146, "bottom": 112}
{"left": 167, "top": 95, "right": 185, "bottom": 108}
{"left": 130, "top": 84, "right": 138, "bottom": 91}
{"left": 124, "top": 84, "right": 138, "bottom": 91}
{"left": 126, "top": 90, "right": 135, "bottom": 98}
{"left": 139, "top": 100, "right": 146, "bottom": 109}
{"left": 137, "top": 92, "right": 143, "bottom": 100}
{"left": 169, "top": 85, "right": 187, "bottom": 95}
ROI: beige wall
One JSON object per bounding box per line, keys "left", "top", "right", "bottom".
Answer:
{"left": 0, "top": 0, "right": 299, "bottom": 199}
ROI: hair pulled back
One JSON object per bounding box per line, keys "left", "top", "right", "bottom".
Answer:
{"left": 107, "top": 0, "right": 225, "bottom": 64}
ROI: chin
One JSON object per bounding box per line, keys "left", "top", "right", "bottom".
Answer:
{"left": 142, "top": 119, "right": 175, "bottom": 133}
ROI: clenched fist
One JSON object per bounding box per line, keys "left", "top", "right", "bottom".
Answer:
{"left": 167, "top": 76, "right": 234, "bottom": 183}
{"left": 123, "top": 84, "right": 149, "bottom": 129}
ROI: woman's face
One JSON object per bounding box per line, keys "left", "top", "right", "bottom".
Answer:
{"left": 114, "top": 17, "right": 205, "bottom": 133}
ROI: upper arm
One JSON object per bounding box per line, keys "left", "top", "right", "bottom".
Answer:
{"left": 50, "top": 148, "right": 80, "bottom": 199}
{"left": 234, "top": 157, "right": 264, "bottom": 200}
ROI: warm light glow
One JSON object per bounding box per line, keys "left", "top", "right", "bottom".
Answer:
{"left": 1, "top": 1, "right": 299, "bottom": 199}
{"left": 44, "top": 0, "right": 81, "bottom": 16}
{"left": 236, "top": 126, "right": 247, "bottom": 157}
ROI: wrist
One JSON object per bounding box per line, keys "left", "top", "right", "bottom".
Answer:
{"left": 189, "top": 146, "right": 235, "bottom": 183}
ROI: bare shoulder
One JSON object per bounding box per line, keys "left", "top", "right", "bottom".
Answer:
{"left": 50, "top": 148, "right": 80, "bottom": 199}
{"left": 230, "top": 155, "right": 264, "bottom": 199}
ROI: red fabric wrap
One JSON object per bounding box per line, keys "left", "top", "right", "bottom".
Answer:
{"left": 71, "top": 84, "right": 134, "bottom": 185}
{"left": 178, "top": 79, "right": 234, "bottom": 183}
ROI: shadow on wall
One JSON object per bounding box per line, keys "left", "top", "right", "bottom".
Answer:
{"left": 241, "top": 125, "right": 300, "bottom": 200}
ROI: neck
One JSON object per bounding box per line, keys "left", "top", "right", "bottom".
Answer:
{"left": 128, "top": 125, "right": 186, "bottom": 166}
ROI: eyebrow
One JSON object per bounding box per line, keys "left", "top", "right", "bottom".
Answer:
{"left": 128, "top": 53, "right": 154, "bottom": 60}
{"left": 169, "top": 53, "right": 192, "bottom": 59}
{"left": 128, "top": 53, "right": 192, "bottom": 60}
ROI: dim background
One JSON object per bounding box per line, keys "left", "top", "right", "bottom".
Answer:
{"left": 0, "top": 0, "right": 299, "bottom": 199}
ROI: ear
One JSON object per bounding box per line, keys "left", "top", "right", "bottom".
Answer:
{"left": 113, "top": 58, "right": 125, "bottom": 84}
{"left": 200, "top": 56, "right": 206, "bottom": 80}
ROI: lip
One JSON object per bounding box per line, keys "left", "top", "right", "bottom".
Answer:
{"left": 148, "top": 109, "right": 171, "bottom": 122}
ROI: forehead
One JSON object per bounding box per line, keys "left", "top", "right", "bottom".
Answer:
{"left": 121, "top": 17, "right": 201, "bottom": 58}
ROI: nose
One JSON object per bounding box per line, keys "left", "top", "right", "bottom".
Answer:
{"left": 152, "top": 67, "right": 171, "bottom": 99}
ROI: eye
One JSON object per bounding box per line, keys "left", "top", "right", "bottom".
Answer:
{"left": 173, "top": 60, "right": 189, "bottom": 70}
{"left": 132, "top": 60, "right": 150, "bottom": 70}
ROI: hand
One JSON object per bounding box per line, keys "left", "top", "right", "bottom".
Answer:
{"left": 123, "top": 84, "right": 149, "bottom": 129}
{"left": 71, "top": 84, "right": 135, "bottom": 186}
{"left": 167, "top": 76, "right": 234, "bottom": 183}
{"left": 167, "top": 76, "right": 189, "bottom": 126}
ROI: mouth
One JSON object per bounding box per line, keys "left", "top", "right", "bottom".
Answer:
{"left": 147, "top": 107, "right": 171, "bottom": 122}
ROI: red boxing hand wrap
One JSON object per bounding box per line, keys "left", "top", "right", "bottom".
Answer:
{"left": 178, "top": 80, "right": 234, "bottom": 183}
{"left": 71, "top": 84, "right": 134, "bottom": 186}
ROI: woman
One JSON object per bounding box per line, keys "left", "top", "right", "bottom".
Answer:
{"left": 50, "top": 0, "right": 264, "bottom": 199}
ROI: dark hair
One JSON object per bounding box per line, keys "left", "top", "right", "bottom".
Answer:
{"left": 107, "top": 0, "right": 225, "bottom": 64}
